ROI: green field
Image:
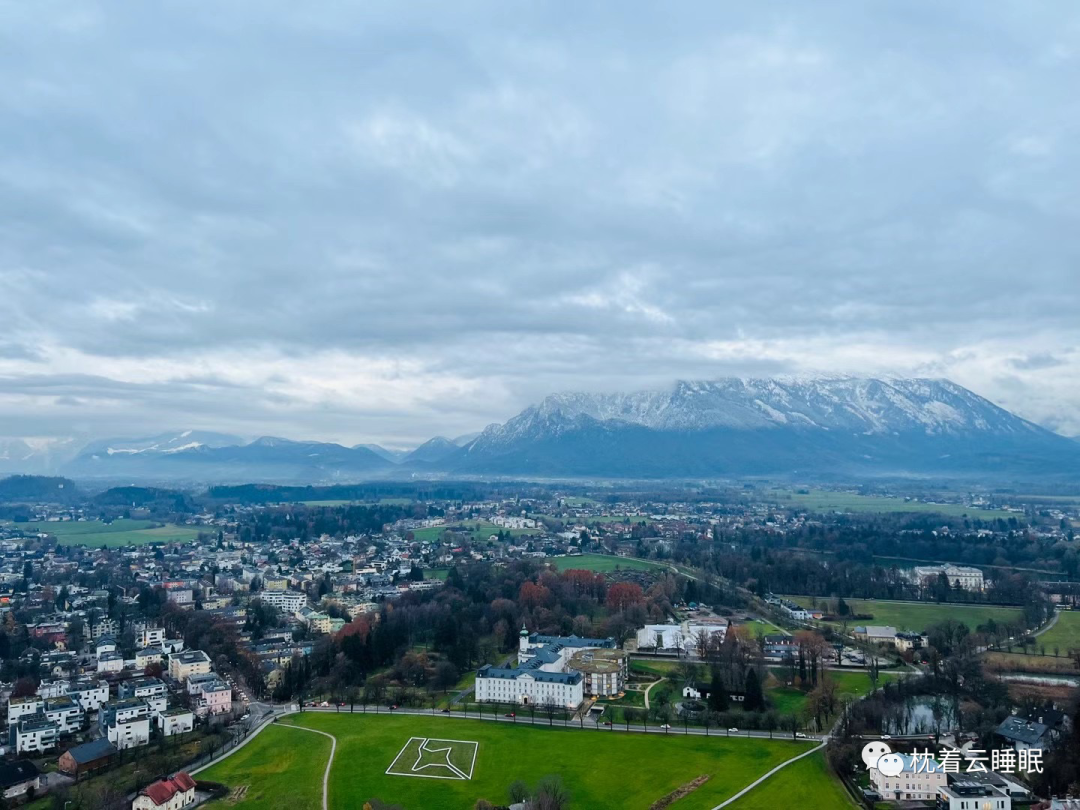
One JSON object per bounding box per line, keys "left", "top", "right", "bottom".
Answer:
{"left": 409, "top": 520, "right": 540, "bottom": 544}
{"left": 785, "top": 596, "right": 1024, "bottom": 633}
{"left": 12, "top": 519, "right": 202, "bottom": 547}
{"left": 727, "top": 752, "right": 857, "bottom": 809}
{"left": 201, "top": 723, "right": 331, "bottom": 809}
{"left": 203, "top": 712, "right": 819, "bottom": 810}
{"left": 550, "top": 554, "right": 667, "bottom": 573}
{"left": 774, "top": 489, "right": 1015, "bottom": 519}
{"left": 764, "top": 669, "right": 902, "bottom": 715}
{"left": 1034, "top": 611, "right": 1080, "bottom": 654}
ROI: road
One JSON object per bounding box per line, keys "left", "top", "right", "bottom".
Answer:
{"left": 296, "top": 703, "right": 823, "bottom": 742}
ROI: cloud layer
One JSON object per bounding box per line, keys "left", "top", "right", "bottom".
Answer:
{"left": 1, "top": 1, "right": 1079, "bottom": 446}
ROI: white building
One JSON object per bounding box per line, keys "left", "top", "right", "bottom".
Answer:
{"left": 43, "top": 696, "right": 84, "bottom": 734}
{"left": 139, "top": 627, "right": 166, "bottom": 647}
{"left": 69, "top": 679, "right": 110, "bottom": 712}
{"left": 870, "top": 754, "right": 947, "bottom": 802}
{"left": 106, "top": 714, "right": 151, "bottom": 749}
{"left": 97, "top": 651, "right": 125, "bottom": 673}
{"left": 6, "top": 696, "right": 44, "bottom": 725}
{"left": 158, "top": 708, "right": 195, "bottom": 737}
{"left": 636, "top": 624, "right": 683, "bottom": 651}
{"left": 912, "top": 564, "right": 985, "bottom": 592}
{"left": 11, "top": 716, "right": 59, "bottom": 753}
{"left": 938, "top": 782, "right": 1010, "bottom": 810}
{"left": 475, "top": 625, "right": 618, "bottom": 709}
{"left": 255, "top": 590, "right": 307, "bottom": 614}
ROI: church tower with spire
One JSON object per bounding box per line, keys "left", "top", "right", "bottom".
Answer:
{"left": 519, "top": 621, "right": 530, "bottom": 657}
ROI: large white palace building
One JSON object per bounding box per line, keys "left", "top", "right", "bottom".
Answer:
{"left": 474, "top": 625, "right": 625, "bottom": 710}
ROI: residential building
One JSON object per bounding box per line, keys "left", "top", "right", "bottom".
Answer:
{"left": 158, "top": 707, "right": 195, "bottom": 737}
{"left": 168, "top": 650, "right": 211, "bottom": 682}
{"left": 9, "top": 715, "right": 59, "bottom": 754}
{"left": 191, "top": 677, "right": 232, "bottom": 716}
{"left": 256, "top": 590, "right": 306, "bottom": 613}
{"left": 101, "top": 698, "right": 152, "bottom": 749}
{"left": 870, "top": 754, "right": 947, "bottom": 802}
{"left": 119, "top": 677, "right": 168, "bottom": 701}
{"left": 97, "top": 651, "right": 125, "bottom": 673}
{"left": 6, "top": 696, "right": 44, "bottom": 725}
{"left": 133, "top": 772, "right": 197, "bottom": 810}
{"left": 44, "top": 695, "right": 84, "bottom": 733}
{"left": 0, "top": 760, "right": 41, "bottom": 802}
{"left": 69, "top": 679, "right": 110, "bottom": 712}
{"left": 937, "top": 781, "right": 1010, "bottom": 810}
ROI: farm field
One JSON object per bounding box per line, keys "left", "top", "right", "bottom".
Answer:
{"left": 9, "top": 518, "right": 202, "bottom": 547}
{"left": 550, "top": 553, "right": 667, "bottom": 573}
{"left": 784, "top": 596, "right": 1024, "bottom": 633}
{"left": 773, "top": 489, "right": 1014, "bottom": 519}
{"left": 1034, "top": 611, "right": 1080, "bottom": 655}
{"left": 727, "top": 752, "right": 857, "bottom": 809}
{"left": 207, "top": 712, "right": 818, "bottom": 810}
{"left": 200, "top": 723, "right": 331, "bottom": 809}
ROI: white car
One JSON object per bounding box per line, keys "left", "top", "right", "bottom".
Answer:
{"left": 728, "top": 728, "right": 739, "bottom": 733}
{"left": 659, "top": 724, "right": 672, "bottom": 730}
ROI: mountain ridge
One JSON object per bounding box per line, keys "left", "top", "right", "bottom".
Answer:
{"left": 1, "top": 377, "right": 1075, "bottom": 482}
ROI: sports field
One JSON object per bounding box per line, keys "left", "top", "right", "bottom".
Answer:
{"left": 784, "top": 596, "right": 1024, "bottom": 633}
{"left": 774, "top": 489, "right": 1014, "bottom": 519}
{"left": 550, "top": 553, "right": 667, "bottom": 573}
{"left": 12, "top": 519, "right": 202, "bottom": 547}
{"left": 201, "top": 712, "right": 819, "bottom": 809}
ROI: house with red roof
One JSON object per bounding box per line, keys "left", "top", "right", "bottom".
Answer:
{"left": 132, "top": 772, "right": 196, "bottom": 810}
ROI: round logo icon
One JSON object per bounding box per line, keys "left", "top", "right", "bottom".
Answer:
{"left": 861, "top": 740, "right": 892, "bottom": 770}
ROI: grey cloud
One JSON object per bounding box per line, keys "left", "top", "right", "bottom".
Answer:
{"left": 1, "top": 1, "right": 1079, "bottom": 443}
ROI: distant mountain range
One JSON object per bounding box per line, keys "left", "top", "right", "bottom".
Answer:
{"left": 2, "top": 378, "right": 1079, "bottom": 482}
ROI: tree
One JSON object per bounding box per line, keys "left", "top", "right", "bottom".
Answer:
{"left": 534, "top": 775, "right": 570, "bottom": 810}
{"left": 743, "top": 669, "right": 764, "bottom": 712}
{"left": 605, "top": 582, "right": 644, "bottom": 611}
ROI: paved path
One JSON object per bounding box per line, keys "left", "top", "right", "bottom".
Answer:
{"left": 643, "top": 677, "right": 664, "bottom": 710}
{"left": 285, "top": 724, "right": 337, "bottom": 810}
{"left": 708, "top": 740, "right": 827, "bottom": 809}
{"left": 1033, "top": 610, "right": 1061, "bottom": 637}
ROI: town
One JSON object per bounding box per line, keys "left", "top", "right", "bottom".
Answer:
{"left": 0, "top": 477, "right": 1076, "bottom": 808}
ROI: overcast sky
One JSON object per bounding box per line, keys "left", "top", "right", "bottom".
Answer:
{"left": 1, "top": 1, "right": 1079, "bottom": 448}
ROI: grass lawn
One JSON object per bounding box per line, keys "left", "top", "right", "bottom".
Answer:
{"left": 550, "top": 554, "right": 667, "bottom": 573}
{"left": 774, "top": 489, "right": 1014, "bottom": 520}
{"left": 784, "top": 596, "right": 1024, "bottom": 633}
{"left": 630, "top": 659, "right": 682, "bottom": 678}
{"left": 13, "top": 518, "right": 202, "bottom": 547}
{"left": 217, "top": 712, "right": 818, "bottom": 810}
{"left": 764, "top": 669, "right": 902, "bottom": 716}
{"left": 737, "top": 619, "right": 782, "bottom": 638}
{"left": 727, "top": 751, "right": 858, "bottom": 809}
{"left": 200, "top": 723, "right": 331, "bottom": 809}
{"left": 1034, "top": 611, "right": 1080, "bottom": 654}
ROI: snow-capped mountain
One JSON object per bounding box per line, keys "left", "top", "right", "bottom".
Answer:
{"left": 77, "top": 430, "right": 244, "bottom": 457}
{"left": 0, "top": 438, "right": 82, "bottom": 475}
{"left": 456, "top": 377, "right": 1080, "bottom": 478}
{"left": 63, "top": 433, "right": 390, "bottom": 482}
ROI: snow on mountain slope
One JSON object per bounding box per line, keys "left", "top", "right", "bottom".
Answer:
{"left": 496, "top": 377, "right": 1039, "bottom": 439}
